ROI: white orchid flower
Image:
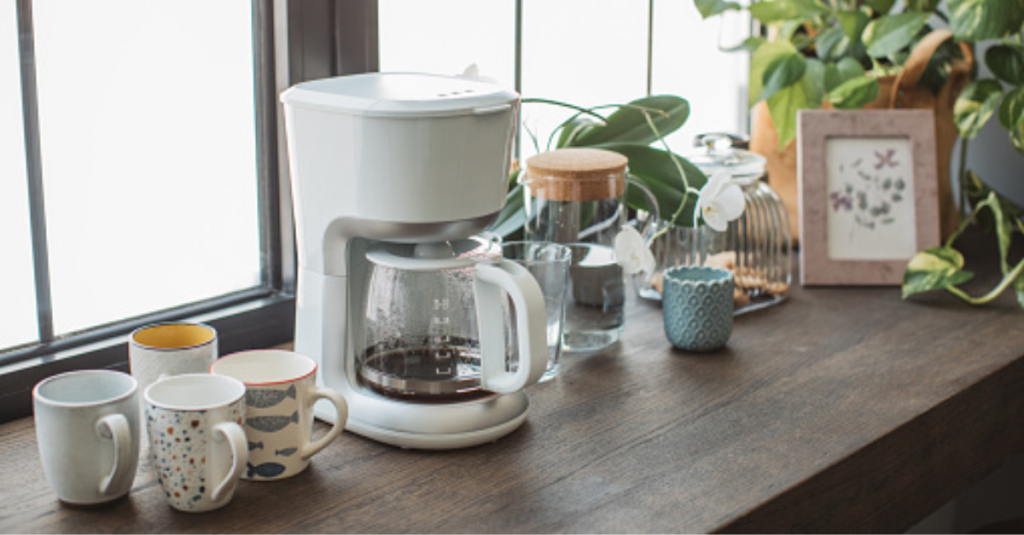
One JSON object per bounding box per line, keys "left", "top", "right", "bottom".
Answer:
{"left": 697, "top": 170, "right": 745, "bottom": 232}
{"left": 614, "top": 226, "right": 656, "bottom": 275}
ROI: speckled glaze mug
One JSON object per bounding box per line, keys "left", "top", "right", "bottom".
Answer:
{"left": 144, "top": 374, "right": 248, "bottom": 513}
{"left": 211, "top": 350, "right": 347, "bottom": 481}
{"left": 33, "top": 370, "right": 140, "bottom": 505}
{"left": 662, "top": 266, "right": 734, "bottom": 352}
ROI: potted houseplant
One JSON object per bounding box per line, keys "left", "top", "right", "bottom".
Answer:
{"left": 903, "top": 27, "right": 1024, "bottom": 308}
{"left": 694, "top": 0, "right": 1022, "bottom": 239}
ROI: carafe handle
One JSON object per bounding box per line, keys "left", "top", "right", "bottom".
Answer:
{"left": 474, "top": 259, "right": 548, "bottom": 393}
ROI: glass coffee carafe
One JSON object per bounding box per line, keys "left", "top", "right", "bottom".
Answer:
{"left": 358, "top": 236, "right": 548, "bottom": 402}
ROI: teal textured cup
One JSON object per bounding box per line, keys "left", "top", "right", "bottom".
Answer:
{"left": 662, "top": 266, "right": 734, "bottom": 352}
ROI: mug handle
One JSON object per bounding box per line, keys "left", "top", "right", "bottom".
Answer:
{"left": 210, "top": 422, "right": 248, "bottom": 503}
{"left": 474, "top": 259, "right": 548, "bottom": 393}
{"left": 95, "top": 413, "right": 133, "bottom": 495}
{"left": 300, "top": 387, "right": 348, "bottom": 461}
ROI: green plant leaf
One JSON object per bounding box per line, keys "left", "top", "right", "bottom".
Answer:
{"left": 750, "top": 41, "right": 800, "bottom": 108}
{"left": 905, "top": 0, "right": 940, "bottom": 11}
{"left": 985, "top": 44, "right": 1024, "bottom": 86}
{"left": 836, "top": 56, "right": 866, "bottom": 81}
{"left": 995, "top": 216, "right": 1015, "bottom": 276}
{"left": 864, "top": 0, "right": 896, "bottom": 15}
{"left": 902, "top": 246, "right": 975, "bottom": 299}
{"left": 767, "top": 82, "right": 810, "bottom": 148}
{"left": 863, "top": 12, "right": 932, "bottom": 58}
{"left": 1014, "top": 272, "right": 1024, "bottom": 309}
{"left": 749, "top": 1, "right": 799, "bottom": 24}
{"left": 953, "top": 79, "right": 1003, "bottom": 140}
{"left": 838, "top": 10, "right": 871, "bottom": 40}
{"left": 998, "top": 86, "right": 1024, "bottom": 131}
{"left": 983, "top": 191, "right": 1014, "bottom": 274}
{"left": 948, "top": 0, "right": 1024, "bottom": 42}
{"left": 760, "top": 53, "right": 807, "bottom": 102}
{"left": 1012, "top": 127, "right": 1024, "bottom": 154}
{"left": 722, "top": 36, "right": 767, "bottom": 53}
{"left": 555, "top": 116, "right": 601, "bottom": 148}
{"left": 803, "top": 58, "right": 826, "bottom": 108}
{"left": 788, "top": 0, "right": 830, "bottom": 17}
{"left": 749, "top": 0, "right": 829, "bottom": 24}
{"left": 569, "top": 96, "right": 690, "bottom": 147}
{"left": 827, "top": 76, "right": 881, "bottom": 109}
{"left": 596, "top": 144, "right": 708, "bottom": 227}
{"left": 815, "top": 26, "right": 849, "bottom": 62}
{"left": 824, "top": 63, "right": 842, "bottom": 92}
{"left": 694, "top": 0, "right": 741, "bottom": 18}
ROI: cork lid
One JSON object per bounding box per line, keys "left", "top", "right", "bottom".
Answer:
{"left": 522, "top": 148, "right": 627, "bottom": 201}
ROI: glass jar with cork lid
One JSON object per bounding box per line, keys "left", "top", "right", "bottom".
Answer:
{"left": 520, "top": 148, "right": 659, "bottom": 352}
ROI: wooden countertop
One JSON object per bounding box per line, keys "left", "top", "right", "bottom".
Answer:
{"left": 2, "top": 239, "right": 1023, "bottom": 533}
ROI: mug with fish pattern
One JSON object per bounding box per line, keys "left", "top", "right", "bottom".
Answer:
{"left": 144, "top": 374, "right": 248, "bottom": 513}
{"left": 211, "top": 350, "right": 347, "bottom": 480}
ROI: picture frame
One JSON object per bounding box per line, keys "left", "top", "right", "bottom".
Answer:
{"left": 797, "top": 109, "right": 941, "bottom": 286}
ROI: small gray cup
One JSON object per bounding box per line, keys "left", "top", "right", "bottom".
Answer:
{"left": 662, "top": 266, "right": 734, "bottom": 352}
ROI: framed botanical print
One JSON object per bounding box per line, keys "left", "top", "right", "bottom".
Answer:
{"left": 797, "top": 109, "right": 941, "bottom": 285}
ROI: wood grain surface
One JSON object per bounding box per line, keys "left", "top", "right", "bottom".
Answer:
{"left": 1, "top": 236, "right": 1022, "bottom": 533}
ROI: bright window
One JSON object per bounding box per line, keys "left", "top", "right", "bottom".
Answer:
{"left": 378, "top": 0, "right": 750, "bottom": 158}
{"left": 32, "top": 0, "right": 261, "bottom": 334}
{"left": 1, "top": 0, "right": 264, "bottom": 356}
{"left": 0, "top": 0, "right": 36, "bottom": 349}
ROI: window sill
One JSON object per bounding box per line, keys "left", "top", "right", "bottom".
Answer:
{"left": 0, "top": 292, "right": 294, "bottom": 423}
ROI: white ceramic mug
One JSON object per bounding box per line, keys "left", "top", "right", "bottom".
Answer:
{"left": 33, "top": 370, "right": 140, "bottom": 505}
{"left": 145, "top": 374, "right": 248, "bottom": 513}
{"left": 129, "top": 322, "right": 218, "bottom": 401}
{"left": 211, "top": 350, "right": 347, "bottom": 481}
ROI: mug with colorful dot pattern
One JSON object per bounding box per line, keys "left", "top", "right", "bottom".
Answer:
{"left": 144, "top": 374, "right": 248, "bottom": 513}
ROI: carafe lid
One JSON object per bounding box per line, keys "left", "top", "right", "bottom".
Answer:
{"left": 687, "top": 134, "right": 766, "bottom": 186}
{"left": 366, "top": 236, "right": 500, "bottom": 271}
{"left": 522, "top": 148, "right": 627, "bottom": 202}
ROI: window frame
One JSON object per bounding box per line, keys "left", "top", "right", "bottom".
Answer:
{"left": 0, "top": 0, "right": 377, "bottom": 423}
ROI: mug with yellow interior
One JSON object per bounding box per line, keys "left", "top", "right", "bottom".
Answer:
{"left": 129, "top": 322, "right": 218, "bottom": 418}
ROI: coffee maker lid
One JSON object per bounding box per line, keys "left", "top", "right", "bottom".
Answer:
{"left": 366, "top": 236, "right": 501, "bottom": 271}
{"left": 280, "top": 72, "right": 519, "bottom": 118}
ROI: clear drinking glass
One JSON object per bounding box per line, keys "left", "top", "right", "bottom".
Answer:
{"left": 501, "top": 241, "right": 570, "bottom": 382}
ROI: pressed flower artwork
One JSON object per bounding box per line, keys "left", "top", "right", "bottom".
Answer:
{"left": 824, "top": 137, "right": 917, "bottom": 261}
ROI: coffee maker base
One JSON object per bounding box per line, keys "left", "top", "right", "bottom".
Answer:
{"left": 314, "top": 389, "right": 532, "bottom": 450}
{"left": 344, "top": 410, "right": 528, "bottom": 450}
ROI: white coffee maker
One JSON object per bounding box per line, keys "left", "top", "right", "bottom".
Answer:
{"left": 280, "top": 72, "right": 549, "bottom": 449}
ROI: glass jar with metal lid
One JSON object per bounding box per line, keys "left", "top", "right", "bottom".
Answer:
{"left": 638, "top": 134, "right": 792, "bottom": 313}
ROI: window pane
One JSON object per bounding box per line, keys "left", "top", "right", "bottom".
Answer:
{"left": 651, "top": 0, "right": 749, "bottom": 149}
{"left": 33, "top": 0, "right": 261, "bottom": 334}
{"left": 521, "top": 0, "right": 650, "bottom": 159}
{"left": 0, "top": 2, "right": 39, "bottom": 349}
{"left": 379, "top": 0, "right": 515, "bottom": 88}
